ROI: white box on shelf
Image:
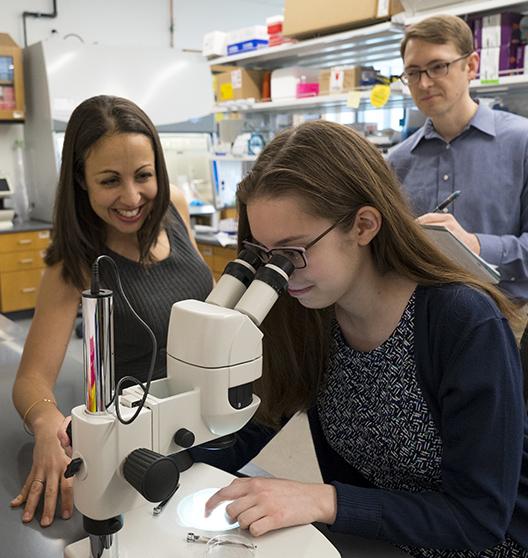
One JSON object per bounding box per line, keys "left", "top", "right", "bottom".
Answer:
{"left": 271, "top": 67, "right": 319, "bottom": 100}
{"left": 202, "top": 31, "right": 227, "bottom": 58}
{"left": 226, "top": 25, "right": 269, "bottom": 55}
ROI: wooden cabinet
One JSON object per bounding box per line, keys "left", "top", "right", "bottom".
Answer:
{"left": 0, "top": 34, "right": 25, "bottom": 122}
{"left": 0, "top": 229, "right": 51, "bottom": 312}
{"left": 197, "top": 242, "right": 237, "bottom": 280}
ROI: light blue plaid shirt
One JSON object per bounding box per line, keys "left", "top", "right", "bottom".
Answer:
{"left": 388, "top": 103, "right": 528, "bottom": 301}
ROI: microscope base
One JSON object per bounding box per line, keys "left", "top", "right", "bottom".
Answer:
{"left": 64, "top": 462, "right": 339, "bottom": 558}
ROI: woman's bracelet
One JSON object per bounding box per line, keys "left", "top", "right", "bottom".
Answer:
{"left": 22, "top": 398, "right": 57, "bottom": 436}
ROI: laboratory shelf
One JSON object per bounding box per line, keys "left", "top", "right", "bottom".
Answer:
{"left": 209, "top": 21, "right": 404, "bottom": 70}
{"left": 470, "top": 74, "right": 528, "bottom": 93}
{"left": 212, "top": 87, "right": 413, "bottom": 114}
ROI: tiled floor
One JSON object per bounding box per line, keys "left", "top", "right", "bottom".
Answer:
{"left": 11, "top": 315, "right": 322, "bottom": 484}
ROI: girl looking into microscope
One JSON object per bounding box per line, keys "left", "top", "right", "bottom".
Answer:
{"left": 195, "top": 120, "right": 528, "bottom": 557}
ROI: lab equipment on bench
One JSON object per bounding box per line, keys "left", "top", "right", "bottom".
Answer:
{"left": 63, "top": 249, "right": 338, "bottom": 557}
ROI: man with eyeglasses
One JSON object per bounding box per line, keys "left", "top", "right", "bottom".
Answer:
{"left": 387, "top": 14, "right": 528, "bottom": 336}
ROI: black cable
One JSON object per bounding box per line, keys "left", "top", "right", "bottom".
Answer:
{"left": 22, "top": 0, "right": 58, "bottom": 47}
{"left": 91, "top": 255, "right": 157, "bottom": 425}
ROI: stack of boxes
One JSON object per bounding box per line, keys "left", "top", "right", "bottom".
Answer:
{"left": 471, "top": 12, "right": 526, "bottom": 80}
{"left": 267, "top": 15, "right": 285, "bottom": 47}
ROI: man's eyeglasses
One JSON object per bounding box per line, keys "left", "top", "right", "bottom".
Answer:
{"left": 243, "top": 213, "right": 352, "bottom": 270}
{"left": 399, "top": 53, "right": 471, "bottom": 86}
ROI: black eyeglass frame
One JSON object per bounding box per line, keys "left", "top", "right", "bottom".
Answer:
{"left": 399, "top": 53, "right": 472, "bottom": 86}
{"left": 242, "top": 213, "right": 353, "bottom": 270}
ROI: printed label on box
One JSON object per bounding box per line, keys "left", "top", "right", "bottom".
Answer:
{"left": 231, "top": 69, "right": 242, "bottom": 89}
{"left": 480, "top": 46, "right": 499, "bottom": 83}
{"left": 377, "top": 0, "right": 389, "bottom": 18}
{"left": 330, "top": 69, "right": 344, "bottom": 93}
{"left": 482, "top": 14, "right": 501, "bottom": 48}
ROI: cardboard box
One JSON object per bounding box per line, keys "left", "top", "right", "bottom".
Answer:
{"left": 215, "top": 68, "right": 262, "bottom": 102}
{"left": 472, "top": 13, "right": 522, "bottom": 50}
{"left": 283, "top": 0, "right": 403, "bottom": 38}
{"left": 319, "top": 67, "right": 361, "bottom": 95}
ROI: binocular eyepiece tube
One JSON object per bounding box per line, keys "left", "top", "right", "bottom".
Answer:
{"left": 205, "top": 248, "right": 262, "bottom": 309}
{"left": 234, "top": 254, "right": 294, "bottom": 326}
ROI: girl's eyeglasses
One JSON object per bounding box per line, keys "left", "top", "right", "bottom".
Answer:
{"left": 242, "top": 214, "right": 352, "bottom": 270}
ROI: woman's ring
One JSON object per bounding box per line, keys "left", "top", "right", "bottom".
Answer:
{"left": 33, "top": 478, "right": 45, "bottom": 485}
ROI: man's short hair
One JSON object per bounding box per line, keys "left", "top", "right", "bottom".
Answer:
{"left": 400, "top": 15, "right": 474, "bottom": 60}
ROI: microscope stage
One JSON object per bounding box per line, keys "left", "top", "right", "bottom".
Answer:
{"left": 64, "top": 462, "right": 339, "bottom": 557}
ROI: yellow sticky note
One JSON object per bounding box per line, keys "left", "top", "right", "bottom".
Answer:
{"left": 214, "top": 112, "right": 224, "bottom": 123}
{"left": 346, "top": 90, "right": 361, "bottom": 109}
{"left": 220, "top": 82, "right": 234, "bottom": 101}
{"left": 370, "top": 84, "right": 391, "bottom": 108}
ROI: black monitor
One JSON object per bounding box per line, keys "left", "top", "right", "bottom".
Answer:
{"left": 0, "top": 178, "right": 13, "bottom": 198}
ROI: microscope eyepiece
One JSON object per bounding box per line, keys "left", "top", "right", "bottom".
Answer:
{"left": 237, "top": 247, "right": 262, "bottom": 270}
{"left": 205, "top": 248, "right": 262, "bottom": 309}
{"left": 233, "top": 254, "right": 294, "bottom": 326}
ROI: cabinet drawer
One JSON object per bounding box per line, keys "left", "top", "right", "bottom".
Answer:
{"left": 0, "top": 230, "right": 51, "bottom": 253}
{"left": 197, "top": 243, "right": 215, "bottom": 270}
{"left": 0, "top": 249, "right": 45, "bottom": 272}
{"left": 0, "top": 268, "right": 44, "bottom": 312}
{"left": 212, "top": 246, "right": 236, "bottom": 274}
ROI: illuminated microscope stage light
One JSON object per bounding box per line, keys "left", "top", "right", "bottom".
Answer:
{"left": 177, "top": 487, "right": 239, "bottom": 531}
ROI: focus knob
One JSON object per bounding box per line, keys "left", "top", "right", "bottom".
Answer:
{"left": 123, "top": 448, "right": 179, "bottom": 503}
{"left": 174, "top": 428, "right": 195, "bottom": 448}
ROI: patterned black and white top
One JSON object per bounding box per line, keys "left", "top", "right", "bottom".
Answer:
{"left": 317, "top": 292, "right": 528, "bottom": 558}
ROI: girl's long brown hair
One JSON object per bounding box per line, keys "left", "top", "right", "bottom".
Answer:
{"left": 45, "top": 95, "right": 171, "bottom": 290}
{"left": 237, "top": 120, "right": 520, "bottom": 427}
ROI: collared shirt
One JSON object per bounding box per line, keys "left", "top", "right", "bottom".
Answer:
{"left": 387, "top": 103, "right": 528, "bottom": 301}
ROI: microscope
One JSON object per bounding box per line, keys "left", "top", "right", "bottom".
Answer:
{"left": 65, "top": 249, "right": 294, "bottom": 558}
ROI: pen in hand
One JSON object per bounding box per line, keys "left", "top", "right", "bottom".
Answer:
{"left": 431, "top": 190, "right": 461, "bottom": 213}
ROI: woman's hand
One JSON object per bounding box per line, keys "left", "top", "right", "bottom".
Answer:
{"left": 10, "top": 421, "right": 73, "bottom": 527}
{"left": 205, "top": 477, "right": 337, "bottom": 537}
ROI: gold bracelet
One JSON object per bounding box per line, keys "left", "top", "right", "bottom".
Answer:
{"left": 22, "top": 398, "right": 57, "bottom": 436}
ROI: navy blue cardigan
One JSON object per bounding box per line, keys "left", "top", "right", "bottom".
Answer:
{"left": 191, "top": 284, "right": 528, "bottom": 552}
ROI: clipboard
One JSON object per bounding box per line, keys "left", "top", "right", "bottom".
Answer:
{"left": 421, "top": 224, "right": 501, "bottom": 284}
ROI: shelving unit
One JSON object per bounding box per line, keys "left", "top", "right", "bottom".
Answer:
{"left": 211, "top": 21, "right": 404, "bottom": 70}
{"left": 0, "top": 34, "right": 25, "bottom": 122}
{"left": 208, "top": 1, "right": 528, "bottom": 144}
{"left": 212, "top": 87, "right": 413, "bottom": 114}
{"left": 211, "top": 73, "right": 528, "bottom": 115}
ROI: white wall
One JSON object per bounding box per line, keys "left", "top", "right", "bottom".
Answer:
{"left": 0, "top": 0, "right": 283, "bottom": 214}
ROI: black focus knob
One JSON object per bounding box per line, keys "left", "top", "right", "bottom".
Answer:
{"left": 174, "top": 428, "right": 195, "bottom": 448}
{"left": 64, "top": 457, "right": 83, "bottom": 479}
{"left": 123, "top": 448, "right": 179, "bottom": 503}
